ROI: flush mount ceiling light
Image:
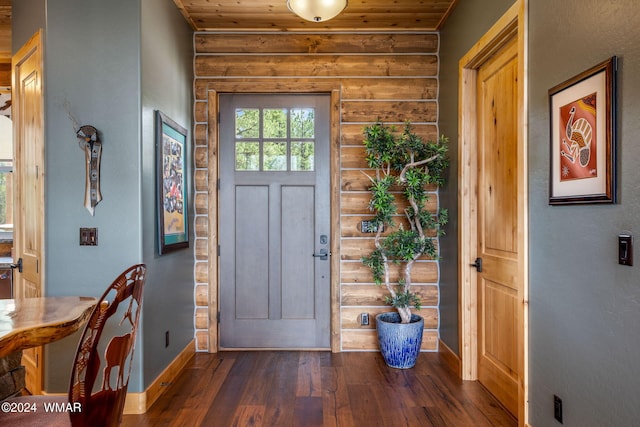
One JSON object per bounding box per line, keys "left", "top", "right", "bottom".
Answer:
{"left": 287, "top": 0, "right": 348, "bottom": 22}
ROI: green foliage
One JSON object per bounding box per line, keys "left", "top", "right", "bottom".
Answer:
{"left": 368, "top": 175, "right": 396, "bottom": 228}
{"left": 415, "top": 207, "right": 449, "bottom": 237}
{"left": 235, "top": 108, "right": 260, "bottom": 138}
{"left": 385, "top": 287, "right": 422, "bottom": 311}
{"left": 292, "top": 141, "right": 314, "bottom": 171}
{"left": 362, "top": 248, "right": 385, "bottom": 285}
{"left": 381, "top": 229, "right": 434, "bottom": 262}
{"left": 404, "top": 167, "right": 428, "bottom": 206}
{"left": 363, "top": 122, "right": 397, "bottom": 170}
{"left": 291, "top": 108, "right": 315, "bottom": 138}
{"left": 361, "top": 121, "right": 449, "bottom": 319}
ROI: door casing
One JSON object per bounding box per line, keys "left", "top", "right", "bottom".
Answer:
{"left": 12, "top": 30, "right": 46, "bottom": 394}
{"left": 206, "top": 82, "right": 342, "bottom": 352}
{"left": 458, "top": 0, "right": 528, "bottom": 425}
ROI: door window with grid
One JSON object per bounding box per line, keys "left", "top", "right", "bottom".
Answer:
{"left": 234, "top": 108, "right": 315, "bottom": 172}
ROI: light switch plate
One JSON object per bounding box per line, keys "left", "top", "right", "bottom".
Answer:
{"left": 360, "top": 220, "right": 383, "bottom": 233}
{"left": 80, "top": 228, "right": 98, "bottom": 246}
{"left": 618, "top": 234, "right": 632, "bottom": 266}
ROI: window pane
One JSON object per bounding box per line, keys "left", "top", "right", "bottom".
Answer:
{"left": 264, "top": 142, "right": 287, "bottom": 171}
{"left": 235, "top": 109, "right": 259, "bottom": 138}
{"left": 235, "top": 142, "right": 259, "bottom": 171}
{"left": 291, "top": 108, "right": 315, "bottom": 138}
{"left": 291, "top": 142, "right": 314, "bottom": 171}
{"left": 263, "top": 109, "right": 287, "bottom": 138}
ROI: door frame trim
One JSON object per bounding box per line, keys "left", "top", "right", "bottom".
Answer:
{"left": 457, "top": 0, "right": 528, "bottom": 424}
{"left": 206, "top": 82, "right": 342, "bottom": 352}
{"left": 12, "top": 29, "right": 46, "bottom": 394}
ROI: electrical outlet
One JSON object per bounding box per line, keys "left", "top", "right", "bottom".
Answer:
{"left": 360, "top": 313, "right": 369, "bottom": 326}
{"left": 554, "top": 395, "right": 563, "bottom": 424}
{"left": 165, "top": 331, "right": 170, "bottom": 348}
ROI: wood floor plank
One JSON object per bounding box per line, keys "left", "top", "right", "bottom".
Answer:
{"left": 231, "top": 405, "right": 265, "bottom": 427}
{"left": 415, "top": 373, "right": 476, "bottom": 426}
{"left": 293, "top": 396, "right": 323, "bottom": 426}
{"left": 296, "top": 351, "right": 322, "bottom": 397}
{"left": 262, "top": 352, "right": 299, "bottom": 426}
{"left": 121, "top": 352, "right": 516, "bottom": 427}
{"left": 321, "top": 365, "right": 356, "bottom": 427}
{"left": 420, "top": 405, "right": 450, "bottom": 427}
{"left": 168, "top": 357, "right": 235, "bottom": 427}
{"left": 236, "top": 353, "right": 277, "bottom": 406}
{"left": 199, "top": 359, "right": 250, "bottom": 426}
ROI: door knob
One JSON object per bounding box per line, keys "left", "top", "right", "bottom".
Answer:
{"left": 470, "top": 257, "right": 482, "bottom": 272}
{"left": 312, "top": 248, "right": 329, "bottom": 261}
{"left": 10, "top": 258, "right": 23, "bottom": 273}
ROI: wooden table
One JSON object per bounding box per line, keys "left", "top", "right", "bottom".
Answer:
{"left": 0, "top": 296, "right": 97, "bottom": 399}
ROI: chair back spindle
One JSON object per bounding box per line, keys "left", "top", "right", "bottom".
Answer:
{"left": 68, "top": 264, "right": 146, "bottom": 427}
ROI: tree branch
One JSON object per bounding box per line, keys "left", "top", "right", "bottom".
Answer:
{"left": 398, "top": 153, "right": 441, "bottom": 183}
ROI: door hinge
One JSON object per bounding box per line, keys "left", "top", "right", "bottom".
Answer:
{"left": 217, "top": 179, "right": 220, "bottom": 190}
{"left": 217, "top": 244, "right": 221, "bottom": 256}
{"left": 217, "top": 312, "right": 221, "bottom": 323}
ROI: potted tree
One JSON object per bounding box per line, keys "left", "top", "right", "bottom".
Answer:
{"left": 361, "top": 121, "right": 449, "bottom": 368}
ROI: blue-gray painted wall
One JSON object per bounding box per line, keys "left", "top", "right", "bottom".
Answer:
{"left": 440, "top": 0, "right": 640, "bottom": 425}
{"left": 438, "top": 0, "right": 514, "bottom": 356}
{"left": 12, "top": 0, "right": 194, "bottom": 393}
{"left": 527, "top": 0, "right": 640, "bottom": 425}
{"left": 11, "top": 0, "right": 44, "bottom": 52}
{"left": 140, "top": 0, "right": 194, "bottom": 386}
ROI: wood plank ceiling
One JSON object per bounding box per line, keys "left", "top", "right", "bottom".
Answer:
{"left": 0, "top": 0, "right": 11, "bottom": 59}
{"left": 172, "top": 0, "right": 458, "bottom": 32}
{"left": 0, "top": 0, "right": 459, "bottom": 55}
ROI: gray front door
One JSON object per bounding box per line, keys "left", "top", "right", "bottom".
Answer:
{"left": 219, "top": 94, "right": 330, "bottom": 349}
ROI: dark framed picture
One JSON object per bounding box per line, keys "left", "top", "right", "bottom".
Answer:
{"left": 548, "top": 56, "right": 617, "bottom": 205}
{"left": 156, "top": 110, "right": 189, "bottom": 254}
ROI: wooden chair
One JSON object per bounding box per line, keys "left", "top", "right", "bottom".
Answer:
{"left": 0, "top": 264, "right": 146, "bottom": 427}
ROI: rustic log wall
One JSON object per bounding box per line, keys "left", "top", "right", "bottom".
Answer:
{"left": 193, "top": 32, "right": 441, "bottom": 352}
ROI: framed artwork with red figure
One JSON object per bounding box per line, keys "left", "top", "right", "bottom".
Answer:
{"left": 548, "top": 56, "right": 617, "bottom": 205}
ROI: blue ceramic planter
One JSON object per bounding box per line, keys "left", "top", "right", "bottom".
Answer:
{"left": 376, "top": 312, "right": 424, "bottom": 369}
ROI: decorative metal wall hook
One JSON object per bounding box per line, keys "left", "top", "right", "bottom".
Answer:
{"left": 76, "top": 125, "right": 102, "bottom": 216}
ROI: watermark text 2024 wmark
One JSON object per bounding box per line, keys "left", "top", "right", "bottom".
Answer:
{"left": 1, "top": 401, "right": 82, "bottom": 413}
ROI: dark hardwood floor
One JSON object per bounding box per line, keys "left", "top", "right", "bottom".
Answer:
{"left": 121, "top": 351, "right": 516, "bottom": 427}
